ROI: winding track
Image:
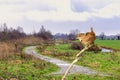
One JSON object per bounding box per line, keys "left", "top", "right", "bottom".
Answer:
{"left": 25, "top": 46, "right": 108, "bottom": 76}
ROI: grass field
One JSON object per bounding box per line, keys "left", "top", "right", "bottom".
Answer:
{"left": 47, "top": 74, "right": 117, "bottom": 80}
{"left": 39, "top": 41, "right": 120, "bottom": 79}
{"left": 0, "top": 37, "right": 59, "bottom": 80}
{"left": 95, "top": 39, "right": 120, "bottom": 50}
{"left": 0, "top": 38, "right": 120, "bottom": 80}
{"left": 0, "top": 54, "right": 59, "bottom": 80}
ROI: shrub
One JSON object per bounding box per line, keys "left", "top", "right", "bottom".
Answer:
{"left": 71, "top": 42, "right": 84, "bottom": 50}
{"left": 88, "top": 45, "right": 102, "bottom": 52}
{"left": 71, "top": 42, "right": 101, "bottom": 52}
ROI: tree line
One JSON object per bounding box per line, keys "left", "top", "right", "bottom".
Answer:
{"left": 54, "top": 29, "right": 80, "bottom": 40}
{"left": 54, "top": 31, "right": 120, "bottom": 40}
{"left": 0, "top": 23, "right": 26, "bottom": 41}
{"left": 0, "top": 23, "right": 53, "bottom": 41}
{"left": 0, "top": 23, "right": 80, "bottom": 41}
{"left": 0, "top": 23, "right": 119, "bottom": 41}
{"left": 98, "top": 32, "right": 120, "bottom": 40}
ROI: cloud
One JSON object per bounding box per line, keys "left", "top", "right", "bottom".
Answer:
{"left": 0, "top": 5, "right": 24, "bottom": 24}
{"left": 25, "top": 2, "right": 120, "bottom": 22}
{"left": 72, "top": 0, "right": 120, "bottom": 9}
{"left": 25, "top": 10, "right": 92, "bottom": 22}
{"left": 0, "top": 0, "right": 120, "bottom": 25}
{"left": 91, "top": 3, "right": 120, "bottom": 18}
{"left": 0, "top": 0, "right": 25, "bottom": 4}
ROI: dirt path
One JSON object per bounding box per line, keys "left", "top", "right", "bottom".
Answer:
{"left": 25, "top": 46, "right": 108, "bottom": 76}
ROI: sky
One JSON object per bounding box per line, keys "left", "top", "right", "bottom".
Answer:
{"left": 0, "top": 0, "right": 120, "bottom": 35}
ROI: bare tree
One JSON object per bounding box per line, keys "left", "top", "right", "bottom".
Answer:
{"left": 1, "top": 23, "right": 8, "bottom": 40}
{"left": 68, "top": 29, "right": 80, "bottom": 40}
{"left": 17, "top": 26, "right": 24, "bottom": 33}
{"left": 99, "top": 32, "right": 105, "bottom": 40}
{"left": 0, "top": 23, "right": 26, "bottom": 41}
{"left": 36, "top": 25, "right": 53, "bottom": 40}
{"left": 116, "top": 34, "right": 120, "bottom": 40}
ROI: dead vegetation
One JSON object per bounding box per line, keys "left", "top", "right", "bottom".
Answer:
{"left": 0, "top": 42, "right": 15, "bottom": 59}
{"left": 71, "top": 42, "right": 101, "bottom": 52}
{"left": 0, "top": 36, "right": 44, "bottom": 60}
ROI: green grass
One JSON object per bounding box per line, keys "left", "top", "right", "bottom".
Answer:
{"left": 38, "top": 43, "right": 120, "bottom": 79}
{"left": 78, "top": 52, "right": 120, "bottom": 76}
{"left": 42, "top": 44, "right": 79, "bottom": 61}
{"left": 0, "top": 54, "right": 59, "bottom": 80}
{"left": 46, "top": 44, "right": 78, "bottom": 55}
{"left": 95, "top": 39, "right": 120, "bottom": 50}
{"left": 47, "top": 74, "right": 118, "bottom": 80}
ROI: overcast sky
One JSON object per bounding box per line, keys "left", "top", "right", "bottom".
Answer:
{"left": 0, "top": 0, "right": 120, "bottom": 35}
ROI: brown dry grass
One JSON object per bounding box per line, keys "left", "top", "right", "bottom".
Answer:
{"left": 10, "top": 78, "right": 19, "bottom": 80}
{"left": 0, "top": 36, "right": 44, "bottom": 60}
{"left": 16, "top": 36, "right": 44, "bottom": 46}
{"left": 87, "top": 62, "right": 100, "bottom": 67}
{"left": 10, "top": 60, "right": 22, "bottom": 64}
{"left": 0, "top": 42, "right": 15, "bottom": 59}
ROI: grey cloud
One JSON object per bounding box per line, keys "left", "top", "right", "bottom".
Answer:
{"left": 71, "top": 0, "right": 89, "bottom": 12}
{"left": 19, "top": 17, "right": 120, "bottom": 35}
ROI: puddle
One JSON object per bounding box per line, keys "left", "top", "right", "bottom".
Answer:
{"left": 101, "top": 48, "right": 114, "bottom": 52}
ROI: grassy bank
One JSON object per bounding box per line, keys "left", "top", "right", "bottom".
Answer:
{"left": 0, "top": 54, "right": 59, "bottom": 80}
{"left": 38, "top": 43, "right": 120, "bottom": 79}
{"left": 47, "top": 74, "right": 117, "bottom": 80}
{"left": 95, "top": 39, "right": 120, "bottom": 50}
